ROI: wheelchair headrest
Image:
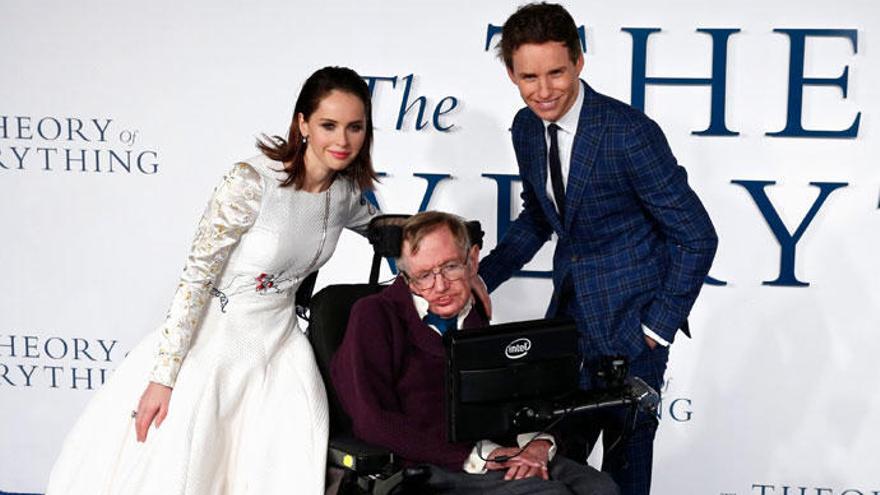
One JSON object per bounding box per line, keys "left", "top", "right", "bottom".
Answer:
{"left": 366, "top": 214, "right": 484, "bottom": 258}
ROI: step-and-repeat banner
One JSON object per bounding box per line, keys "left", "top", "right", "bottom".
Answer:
{"left": 2, "top": 0, "right": 878, "bottom": 493}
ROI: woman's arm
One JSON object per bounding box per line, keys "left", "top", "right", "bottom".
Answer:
{"left": 150, "top": 162, "right": 263, "bottom": 387}
{"left": 136, "top": 162, "right": 263, "bottom": 442}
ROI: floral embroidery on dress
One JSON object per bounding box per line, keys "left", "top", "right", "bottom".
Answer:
{"left": 210, "top": 287, "right": 230, "bottom": 313}
{"left": 206, "top": 270, "right": 294, "bottom": 315}
{"left": 255, "top": 272, "right": 276, "bottom": 292}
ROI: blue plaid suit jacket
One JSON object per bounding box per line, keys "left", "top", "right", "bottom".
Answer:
{"left": 479, "top": 83, "right": 718, "bottom": 361}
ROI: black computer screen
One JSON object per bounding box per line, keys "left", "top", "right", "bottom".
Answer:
{"left": 443, "top": 318, "right": 581, "bottom": 442}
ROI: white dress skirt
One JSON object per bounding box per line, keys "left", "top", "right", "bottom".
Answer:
{"left": 46, "top": 155, "right": 377, "bottom": 495}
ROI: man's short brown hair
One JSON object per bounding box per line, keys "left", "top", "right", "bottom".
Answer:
{"left": 397, "top": 211, "right": 470, "bottom": 273}
{"left": 497, "top": 2, "right": 581, "bottom": 69}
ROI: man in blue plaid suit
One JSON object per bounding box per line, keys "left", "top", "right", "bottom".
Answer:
{"left": 477, "top": 4, "right": 718, "bottom": 494}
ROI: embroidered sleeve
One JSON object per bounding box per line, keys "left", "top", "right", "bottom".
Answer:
{"left": 149, "top": 162, "right": 263, "bottom": 387}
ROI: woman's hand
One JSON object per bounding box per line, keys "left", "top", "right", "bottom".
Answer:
{"left": 134, "top": 381, "right": 172, "bottom": 442}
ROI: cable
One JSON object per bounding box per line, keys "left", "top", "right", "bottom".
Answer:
{"left": 476, "top": 393, "right": 642, "bottom": 465}
{"left": 602, "top": 403, "right": 638, "bottom": 457}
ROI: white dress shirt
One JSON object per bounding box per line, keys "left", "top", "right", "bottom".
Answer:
{"left": 541, "top": 80, "right": 584, "bottom": 205}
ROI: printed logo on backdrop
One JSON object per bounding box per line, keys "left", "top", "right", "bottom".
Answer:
{"left": 361, "top": 168, "right": 852, "bottom": 287}
{"left": 748, "top": 484, "right": 880, "bottom": 495}
{"left": 394, "top": 23, "right": 865, "bottom": 287}
{"left": 362, "top": 74, "right": 460, "bottom": 132}
{"left": 0, "top": 333, "right": 127, "bottom": 390}
{"left": 657, "top": 377, "right": 692, "bottom": 423}
{"left": 360, "top": 25, "right": 867, "bottom": 287}
{"left": 0, "top": 115, "right": 159, "bottom": 175}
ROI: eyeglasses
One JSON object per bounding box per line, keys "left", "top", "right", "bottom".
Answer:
{"left": 404, "top": 260, "right": 469, "bottom": 290}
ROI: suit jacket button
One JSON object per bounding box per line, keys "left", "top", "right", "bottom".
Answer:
{"left": 571, "top": 255, "right": 579, "bottom": 262}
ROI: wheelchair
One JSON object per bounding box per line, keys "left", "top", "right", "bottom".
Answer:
{"left": 298, "top": 214, "right": 452, "bottom": 495}
{"left": 295, "top": 214, "right": 657, "bottom": 494}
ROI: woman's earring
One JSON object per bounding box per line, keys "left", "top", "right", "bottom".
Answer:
{"left": 302, "top": 135, "right": 309, "bottom": 144}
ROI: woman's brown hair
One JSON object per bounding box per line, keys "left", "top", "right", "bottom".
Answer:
{"left": 257, "top": 66, "right": 378, "bottom": 190}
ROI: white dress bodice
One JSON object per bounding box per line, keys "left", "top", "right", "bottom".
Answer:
{"left": 150, "top": 155, "right": 377, "bottom": 386}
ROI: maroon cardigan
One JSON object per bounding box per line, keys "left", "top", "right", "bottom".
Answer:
{"left": 330, "top": 277, "right": 489, "bottom": 471}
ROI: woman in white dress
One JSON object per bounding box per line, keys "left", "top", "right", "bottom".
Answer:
{"left": 46, "top": 66, "right": 379, "bottom": 495}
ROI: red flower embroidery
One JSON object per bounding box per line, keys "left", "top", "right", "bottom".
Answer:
{"left": 255, "top": 273, "right": 276, "bottom": 292}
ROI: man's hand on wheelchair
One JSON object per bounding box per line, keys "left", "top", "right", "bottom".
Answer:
{"left": 470, "top": 274, "right": 492, "bottom": 319}
{"left": 486, "top": 439, "right": 552, "bottom": 481}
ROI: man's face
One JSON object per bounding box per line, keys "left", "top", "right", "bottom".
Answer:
{"left": 507, "top": 41, "right": 583, "bottom": 122}
{"left": 402, "top": 226, "right": 478, "bottom": 318}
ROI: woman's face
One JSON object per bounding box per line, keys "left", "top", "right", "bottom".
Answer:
{"left": 298, "top": 90, "right": 367, "bottom": 178}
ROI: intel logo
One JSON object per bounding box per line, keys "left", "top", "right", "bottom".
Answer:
{"left": 505, "top": 338, "right": 532, "bottom": 359}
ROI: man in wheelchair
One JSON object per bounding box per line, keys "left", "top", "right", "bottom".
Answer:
{"left": 331, "top": 211, "right": 619, "bottom": 495}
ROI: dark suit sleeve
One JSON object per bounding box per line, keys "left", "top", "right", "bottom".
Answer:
{"left": 478, "top": 115, "right": 554, "bottom": 293}
{"left": 330, "top": 299, "right": 472, "bottom": 469}
{"left": 624, "top": 118, "right": 718, "bottom": 342}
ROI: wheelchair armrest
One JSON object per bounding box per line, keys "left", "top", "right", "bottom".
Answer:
{"left": 330, "top": 437, "right": 433, "bottom": 494}
{"left": 329, "top": 435, "right": 396, "bottom": 475}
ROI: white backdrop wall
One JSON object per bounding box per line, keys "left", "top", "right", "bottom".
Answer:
{"left": 2, "top": 1, "right": 878, "bottom": 494}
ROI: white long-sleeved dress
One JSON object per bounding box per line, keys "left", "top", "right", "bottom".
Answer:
{"left": 46, "top": 154, "right": 377, "bottom": 494}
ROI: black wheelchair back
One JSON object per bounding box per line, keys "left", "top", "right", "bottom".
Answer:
{"left": 298, "top": 215, "right": 439, "bottom": 495}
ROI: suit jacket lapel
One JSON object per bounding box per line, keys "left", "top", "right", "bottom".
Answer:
{"left": 564, "top": 82, "right": 606, "bottom": 232}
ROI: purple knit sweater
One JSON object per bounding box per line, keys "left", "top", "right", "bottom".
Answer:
{"left": 330, "top": 277, "right": 489, "bottom": 471}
